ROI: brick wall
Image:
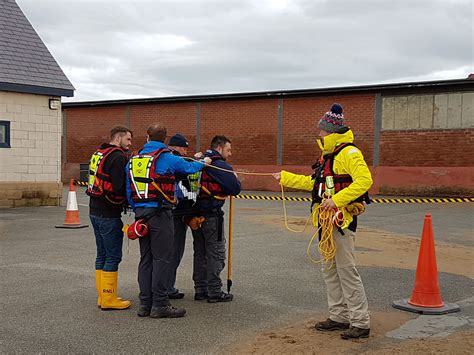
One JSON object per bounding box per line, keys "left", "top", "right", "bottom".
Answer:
{"left": 0, "top": 91, "right": 63, "bottom": 206}
{"left": 200, "top": 99, "right": 278, "bottom": 165}
{"left": 130, "top": 102, "right": 197, "bottom": 154}
{"left": 380, "top": 129, "right": 474, "bottom": 166}
{"left": 62, "top": 91, "right": 474, "bottom": 195}
{"left": 282, "top": 95, "right": 375, "bottom": 165}
{"left": 0, "top": 91, "right": 62, "bottom": 181}
{"left": 65, "top": 105, "right": 127, "bottom": 164}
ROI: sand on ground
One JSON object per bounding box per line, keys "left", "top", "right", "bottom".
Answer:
{"left": 231, "top": 214, "right": 474, "bottom": 354}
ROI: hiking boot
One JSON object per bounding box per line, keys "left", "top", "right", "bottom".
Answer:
{"left": 137, "top": 305, "right": 151, "bottom": 317}
{"left": 168, "top": 291, "right": 185, "bottom": 299}
{"left": 150, "top": 305, "right": 186, "bottom": 318}
{"left": 194, "top": 292, "right": 208, "bottom": 301}
{"left": 315, "top": 318, "right": 350, "bottom": 331}
{"left": 207, "top": 292, "right": 233, "bottom": 303}
{"left": 341, "top": 326, "right": 370, "bottom": 339}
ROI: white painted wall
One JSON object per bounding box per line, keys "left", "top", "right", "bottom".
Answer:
{"left": 0, "top": 91, "right": 62, "bottom": 182}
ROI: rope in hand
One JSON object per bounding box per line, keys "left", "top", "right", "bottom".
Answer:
{"left": 188, "top": 157, "right": 275, "bottom": 176}
{"left": 190, "top": 156, "right": 339, "bottom": 264}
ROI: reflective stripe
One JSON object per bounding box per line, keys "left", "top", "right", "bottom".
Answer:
{"left": 129, "top": 155, "right": 154, "bottom": 199}
{"left": 88, "top": 151, "right": 105, "bottom": 191}
{"left": 66, "top": 191, "right": 78, "bottom": 211}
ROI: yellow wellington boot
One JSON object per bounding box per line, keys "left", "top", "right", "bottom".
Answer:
{"left": 100, "top": 271, "right": 131, "bottom": 310}
{"left": 95, "top": 269, "right": 102, "bottom": 308}
{"left": 96, "top": 270, "right": 123, "bottom": 308}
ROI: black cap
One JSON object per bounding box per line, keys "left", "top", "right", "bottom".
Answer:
{"left": 168, "top": 133, "right": 189, "bottom": 147}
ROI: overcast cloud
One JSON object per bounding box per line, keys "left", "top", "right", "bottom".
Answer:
{"left": 16, "top": 0, "right": 474, "bottom": 102}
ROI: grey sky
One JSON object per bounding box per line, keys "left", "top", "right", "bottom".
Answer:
{"left": 16, "top": 0, "right": 474, "bottom": 102}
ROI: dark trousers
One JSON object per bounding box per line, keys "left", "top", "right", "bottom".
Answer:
{"left": 192, "top": 212, "right": 226, "bottom": 297}
{"left": 90, "top": 215, "right": 123, "bottom": 272}
{"left": 167, "top": 216, "right": 188, "bottom": 294}
{"left": 136, "top": 208, "right": 174, "bottom": 307}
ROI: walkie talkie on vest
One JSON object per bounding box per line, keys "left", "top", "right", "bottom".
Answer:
{"left": 325, "top": 176, "right": 335, "bottom": 197}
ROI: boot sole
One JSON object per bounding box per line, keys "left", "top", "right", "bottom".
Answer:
{"left": 316, "top": 327, "right": 349, "bottom": 332}
{"left": 101, "top": 303, "right": 131, "bottom": 311}
{"left": 207, "top": 299, "right": 233, "bottom": 303}
{"left": 150, "top": 313, "right": 186, "bottom": 318}
{"left": 101, "top": 307, "right": 131, "bottom": 310}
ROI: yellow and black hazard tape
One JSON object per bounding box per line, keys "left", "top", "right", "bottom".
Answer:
{"left": 234, "top": 195, "right": 474, "bottom": 204}
{"left": 73, "top": 180, "right": 473, "bottom": 203}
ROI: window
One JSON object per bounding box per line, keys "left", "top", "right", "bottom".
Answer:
{"left": 0, "top": 121, "right": 11, "bottom": 148}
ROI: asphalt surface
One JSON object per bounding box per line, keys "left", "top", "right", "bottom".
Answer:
{"left": 0, "top": 187, "right": 473, "bottom": 353}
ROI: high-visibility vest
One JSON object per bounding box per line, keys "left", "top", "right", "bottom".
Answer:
{"left": 86, "top": 146, "right": 126, "bottom": 204}
{"left": 311, "top": 143, "right": 370, "bottom": 205}
{"left": 198, "top": 154, "right": 228, "bottom": 201}
{"left": 128, "top": 148, "right": 177, "bottom": 204}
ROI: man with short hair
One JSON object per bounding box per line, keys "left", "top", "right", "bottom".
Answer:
{"left": 126, "top": 124, "right": 210, "bottom": 318}
{"left": 192, "top": 135, "right": 241, "bottom": 303}
{"left": 87, "top": 125, "right": 132, "bottom": 310}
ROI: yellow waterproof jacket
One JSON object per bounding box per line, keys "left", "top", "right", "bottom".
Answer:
{"left": 280, "top": 129, "right": 373, "bottom": 229}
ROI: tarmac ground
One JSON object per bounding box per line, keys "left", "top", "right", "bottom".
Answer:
{"left": 0, "top": 187, "right": 473, "bottom": 353}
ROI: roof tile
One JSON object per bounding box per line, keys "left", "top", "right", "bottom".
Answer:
{"left": 0, "top": 0, "right": 74, "bottom": 95}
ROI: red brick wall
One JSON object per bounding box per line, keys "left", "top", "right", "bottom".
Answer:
{"left": 200, "top": 99, "right": 278, "bottom": 165}
{"left": 62, "top": 94, "right": 474, "bottom": 195}
{"left": 129, "top": 102, "right": 197, "bottom": 154}
{"left": 380, "top": 129, "right": 474, "bottom": 166}
{"left": 65, "top": 106, "right": 127, "bottom": 163}
{"left": 282, "top": 95, "right": 375, "bottom": 165}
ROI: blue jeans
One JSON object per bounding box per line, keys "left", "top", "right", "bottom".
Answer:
{"left": 90, "top": 215, "right": 124, "bottom": 272}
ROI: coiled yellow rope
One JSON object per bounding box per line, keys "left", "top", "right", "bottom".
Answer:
{"left": 280, "top": 185, "right": 338, "bottom": 265}
{"left": 307, "top": 207, "right": 337, "bottom": 265}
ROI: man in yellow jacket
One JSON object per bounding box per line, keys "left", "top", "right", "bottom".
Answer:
{"left": 274, "top": 103, "right": 372, "bottom": 339}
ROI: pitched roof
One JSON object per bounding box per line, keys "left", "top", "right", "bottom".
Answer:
{"left": 0, "top": 0, "right": 74, "bottom": 97}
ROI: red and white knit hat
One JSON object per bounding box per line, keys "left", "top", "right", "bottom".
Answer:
{"left": 318, "top": 103, "right": 346, "bottom": 133}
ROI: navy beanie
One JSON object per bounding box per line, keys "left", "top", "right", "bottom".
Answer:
{"left": 168, "top": 133, "right": 189, "bottom": 147}
{"left": 318, "top": 103, "right": 346, "bottom": 133}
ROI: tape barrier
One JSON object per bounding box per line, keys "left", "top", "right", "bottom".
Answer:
{"left": 233, "top": 195, "right": 474, "bottom": 204}
{"left": 73, "top": 181, "right": 473, "bottom": 203}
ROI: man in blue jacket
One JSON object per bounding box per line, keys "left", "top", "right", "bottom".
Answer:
{"left": 126, "top": 124, "right": 211, "bottom": 318}
{"left": 191, "top": 135, "right": 241, "bottom": 303}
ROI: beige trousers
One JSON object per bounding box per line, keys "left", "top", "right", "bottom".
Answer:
{"left": 321, "top": 229, "right": 370, "bottom": 329}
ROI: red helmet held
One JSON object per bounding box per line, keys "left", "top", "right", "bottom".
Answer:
{"left": 126, "top": 219, "right": 149, "bottom": 240}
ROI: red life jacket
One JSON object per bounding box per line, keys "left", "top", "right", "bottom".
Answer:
{"left": 128, "top": 148, "right": 177, "bottom": 204}
{"left": 86, "top": 146, "right": 126, "bottom": 204}
{"left": 311, "top": 143, "right": 370, "bottom": 205}
{"left": 198, "top": 154, "right": 228, "bottom": 201}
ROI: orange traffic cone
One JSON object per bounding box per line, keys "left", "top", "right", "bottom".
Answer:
{"left": 392, "top": 214, "right": 459, "bottom": 315}
{"left": 55, "top": 179, "right": 88, "bottom": 229}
